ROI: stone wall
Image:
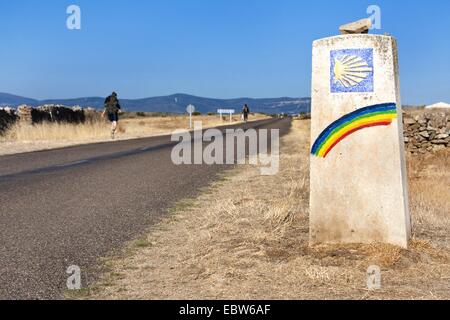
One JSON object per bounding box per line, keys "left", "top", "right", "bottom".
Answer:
{"left": 0, "top": 108, "right": 18, "bottom": 134}
{"left": 1, "top": 105, "right": 101, "bottom": 134}
{"left": 403, "top": 109, "right": 450, "bottom": 154}
{"left": 15, "top": 104, "right": 103, "bottom": 126}
{"left": 23, "top": 105, "right": 86, "bottom": 124}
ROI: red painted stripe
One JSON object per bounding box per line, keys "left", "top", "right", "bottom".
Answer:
{"left": 323, "top": 121, "right": 392, "bottom": 158}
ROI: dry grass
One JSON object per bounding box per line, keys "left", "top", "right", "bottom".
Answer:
{"left": 407, "top": 149, "right": 450, "bottom": 248}
{"left": 83, "top": 120, "right": 449, "bottom": 300}
{"left": 4, "top": 121, "right": 110, "bottom": 142}
{"left": 0, "top": 114, "right": 268, "bottom": 156}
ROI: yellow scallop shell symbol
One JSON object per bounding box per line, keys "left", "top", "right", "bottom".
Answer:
{"left": 333, "top": 55, "right": 373, "bottom": 88}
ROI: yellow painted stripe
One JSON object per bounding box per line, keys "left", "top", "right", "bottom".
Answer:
{"left": 317, "top": 114, "right": 397, "bottom": 157}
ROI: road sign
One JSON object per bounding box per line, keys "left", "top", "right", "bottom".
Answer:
{"left": 217, "top": 109, "right": 235, "bottom": 115}
{"left": 218, "top": 109, "right": 235, "bottom": 123}
{"left": 186, "top": 104, "right": 195, "bottom": 129}
{"left": 186, "top": 104, "right": 195, "bottom": 114}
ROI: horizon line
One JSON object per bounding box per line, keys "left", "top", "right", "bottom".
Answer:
{"left": 0, "top": 91, "right": 311, "bottom": 102}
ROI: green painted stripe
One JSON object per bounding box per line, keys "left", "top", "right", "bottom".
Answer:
{"left": 314, "top": 110, "right": 397, "bottom": 155}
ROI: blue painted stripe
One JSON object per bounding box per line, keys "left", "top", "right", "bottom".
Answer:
{"left": 311, "top": 103, "right": 397, "bottom": 155}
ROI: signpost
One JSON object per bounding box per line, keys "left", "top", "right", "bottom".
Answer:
{"left": 218, "top": 109, "right": 235, "bottom": 123}
{"left": 186, "top": 104, "right": 195, "bottom": 129}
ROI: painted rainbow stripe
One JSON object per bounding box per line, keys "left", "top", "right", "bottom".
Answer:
{"left": 311, "top": 103, "right": 398, "bottom": 158}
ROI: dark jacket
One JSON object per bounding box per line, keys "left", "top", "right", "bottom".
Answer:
{"left": 104, "top": 95, "right": 121, "bottom": 114}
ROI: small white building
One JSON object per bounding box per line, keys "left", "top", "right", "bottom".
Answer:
{"left": 425, "top": 102, "right": 450, "bottom": 110}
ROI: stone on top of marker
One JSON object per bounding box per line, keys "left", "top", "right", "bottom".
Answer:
{"left": 339, "top": 18, "right": 372, "bottom": 34}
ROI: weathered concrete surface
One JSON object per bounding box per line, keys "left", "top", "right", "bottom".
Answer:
{"left": 310, "top": 34, "right": 411, "bottom": 248}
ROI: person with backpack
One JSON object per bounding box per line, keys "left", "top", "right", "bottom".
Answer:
{"left": 242, "top": 104, "right": 250, "bottom": 123}
{"left": 102, "top": 92, "right": 121, "bottom": 139}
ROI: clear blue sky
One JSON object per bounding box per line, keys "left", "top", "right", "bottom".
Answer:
{"left": 1, "top": 0, "right": 449, "bottom": 105}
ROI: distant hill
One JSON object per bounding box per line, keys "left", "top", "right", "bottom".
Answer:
{"left": 0, "top": 92, "right": 311, "bottom": 115}
{"left": 0, "top": 93, "right": 39, "bottom": 106}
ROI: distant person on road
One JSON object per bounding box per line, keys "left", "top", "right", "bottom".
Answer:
{"left": 242, "top": 104, "right": 250, "bottom": 123}
{"left": 102, "top": 92, "right": 121, "bottom": 139}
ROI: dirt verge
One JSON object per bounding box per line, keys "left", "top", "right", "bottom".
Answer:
{"left": 79, "top": 120, "right": 449, "bottom": 300}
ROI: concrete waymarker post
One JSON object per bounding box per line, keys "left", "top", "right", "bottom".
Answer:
{"left": 309, "top": 33, "right": 411, "bottom": 248}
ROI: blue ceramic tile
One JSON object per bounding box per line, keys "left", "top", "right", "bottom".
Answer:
{"left": 330, "top": 48, "right": 374, "bottom": 93}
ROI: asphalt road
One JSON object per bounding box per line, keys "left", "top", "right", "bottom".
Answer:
{"left": 0, "top": 118, "right": 291, "bottom": 300}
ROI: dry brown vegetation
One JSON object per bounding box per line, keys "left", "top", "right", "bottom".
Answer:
{"left": 82, "top": 120, "right": 449, "bottom": 300}
{"left": 0, "top": 114, "right": 268, "bottom": 156}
